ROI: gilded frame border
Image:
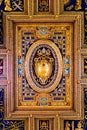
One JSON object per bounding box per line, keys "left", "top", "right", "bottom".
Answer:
{"left": 1, "top": 0, "right": 84, "bottom": 129}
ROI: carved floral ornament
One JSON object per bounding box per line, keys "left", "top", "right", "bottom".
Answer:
{"left": 25, "top": 40, "right": 63, "bottom": 93}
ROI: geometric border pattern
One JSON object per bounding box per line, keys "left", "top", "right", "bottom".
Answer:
{"left": 0, "top": 0, "right": 87, "bottom": 129}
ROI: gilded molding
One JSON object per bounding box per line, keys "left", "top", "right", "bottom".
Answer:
{"left": 0, "top": 0, "right": 85, "bottom": 129}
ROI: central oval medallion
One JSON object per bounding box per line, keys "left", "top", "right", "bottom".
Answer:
{"left": 25, "top": 40, "right": 62, "bottom": 93}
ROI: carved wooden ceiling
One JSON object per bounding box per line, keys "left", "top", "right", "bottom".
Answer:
{"left": 0, "top": 0, "right": 87, "bottom": 130}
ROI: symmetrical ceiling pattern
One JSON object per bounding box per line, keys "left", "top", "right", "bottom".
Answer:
{"left": 0, "top": 0, "right": 87, "bottom": 130}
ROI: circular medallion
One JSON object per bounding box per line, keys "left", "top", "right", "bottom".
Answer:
{"left": 25, "top": 40, "right": 63, "bottom": 93}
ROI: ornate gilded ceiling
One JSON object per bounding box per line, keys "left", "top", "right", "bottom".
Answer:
{"left": 0, "top": 0, "right": 87, "bottom": 130}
